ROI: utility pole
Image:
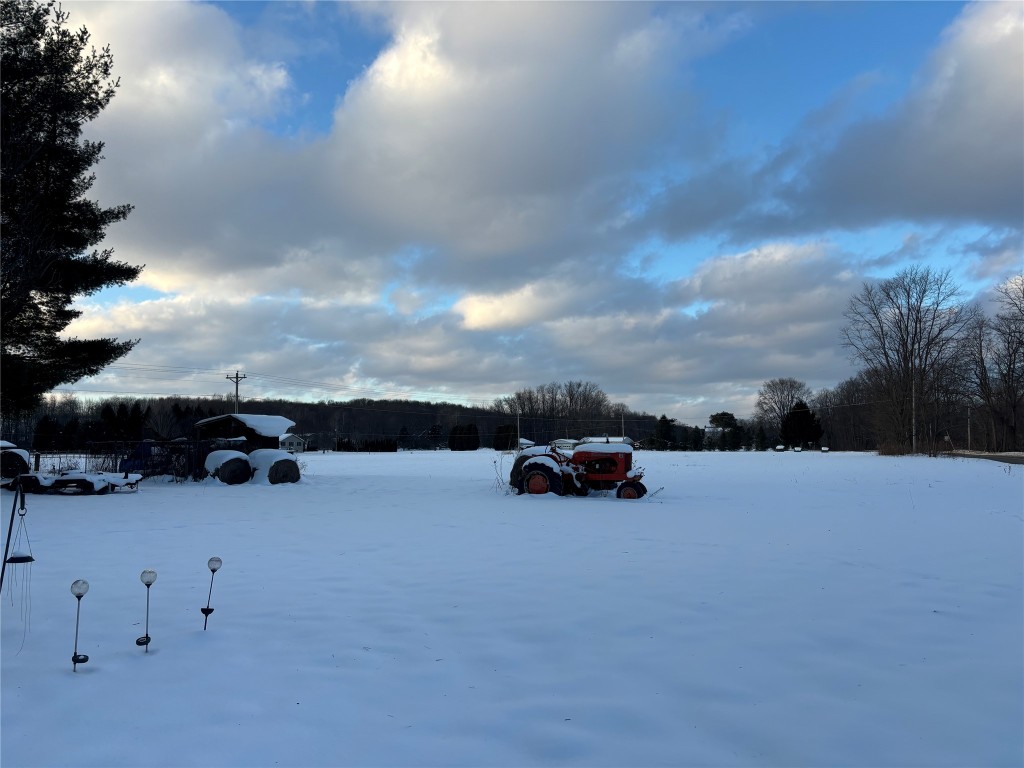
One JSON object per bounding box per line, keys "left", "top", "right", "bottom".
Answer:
{"left": 912, "top": 374, "right": 916, "bottom": 454}
{"left": 911, "top": 352, "right": 917, "bottom": 454}
{"left": 226, "top": 370, "right": 246, "bottom": 414}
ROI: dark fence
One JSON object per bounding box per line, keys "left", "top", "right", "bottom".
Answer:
{"left": 26, "top": 439, "right": 233, "bottom": 481}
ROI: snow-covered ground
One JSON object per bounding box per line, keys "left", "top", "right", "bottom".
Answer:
{"left": 2, "top": 450, "right": 1021, "bottom": 767}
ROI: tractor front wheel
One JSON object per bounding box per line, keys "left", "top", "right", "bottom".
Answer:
{"left": 520, "top": 465, "right": 562, "bottom": 496}
{"left": 616, "top": 481, "right": 647, "bottom": 499}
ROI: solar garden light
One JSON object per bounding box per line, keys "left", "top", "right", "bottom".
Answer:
{"left": 137, "top": 569, "right": 157, "bottom": 652}
{"left": 70, "top": 579, "right": 90, "bottom": 671}
{"left": 201, "top": 557, "right": 222, "bottom": 630}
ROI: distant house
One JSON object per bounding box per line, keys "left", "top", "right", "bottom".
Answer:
{"left": 194, "top": 414, "right": 297, "bottom": 452}
{"left": 280, "top": 433, "right": 306, "bottom": 453}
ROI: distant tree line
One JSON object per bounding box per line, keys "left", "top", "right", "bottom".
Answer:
{"left": 648, "top": 269, "right": 1021, "bottom": 455}
{"left": 831, "top": 269, "right": 1021, "bottom": 453}
{"left": 744, "top": 269, "right": 1022, "bottom": 454}
{"left": 0, "top": 382, "right": 664, "bottom": 453}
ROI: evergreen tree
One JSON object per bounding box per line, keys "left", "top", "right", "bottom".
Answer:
{"left": 32, "top": 414, "right": 59, "bottom": 451}
{"left": 754, "top": 423, "right": 769, "bottom": 451}
{"left": 1, "top": 0, "right": 142, "bottom": 414}
{"left": 728, "top": 424, "right": 745, "bottom": 451}
{"left": 781, "top": 400, "right": 824, "bottom": 449}
{"left": 654, "top": 415, "right": 675, "bottom": 449}
{"left": 708, "top": 412, "right": 739, "bottom": 430}
{"left": 465, "top": 423, "right": 480, "bottom": 451}
{"left": 59, "top": 416, "right": 80, "bottom": 450}
{"left": 492, "top": 424, "right": 517, "bottom": 451}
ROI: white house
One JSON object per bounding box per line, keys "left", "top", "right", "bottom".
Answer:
{"left": 279, "top": 433, "right": 306, "bottom": 453}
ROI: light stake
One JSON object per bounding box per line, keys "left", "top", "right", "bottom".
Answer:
{"left": 136, "top": 569, "right": 157, "bottom": 652}
{"left": 201, "top": 557, "right": 222, "bottom": 630}
{"left": 70, "top": 579, "right": 89, "bottom": 671}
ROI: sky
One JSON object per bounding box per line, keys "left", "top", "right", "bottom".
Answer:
{"left": 58, "top": 0, "right": 1024, "bottom": 425}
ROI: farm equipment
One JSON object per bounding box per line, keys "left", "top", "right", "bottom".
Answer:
{"left": 509, "top": 437, "right": 648, "bottom": 499}
{"left": 3, "top": 470, "right": 142, "bottom": 495}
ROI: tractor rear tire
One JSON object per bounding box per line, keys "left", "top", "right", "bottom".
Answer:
{"left": 520, "top": 464, "right": 562, "bottom": 496}
{"left": 509, "top": 454, "right": 529, "bottom": 489}
{"left": 0, "top": 450, "right": 29, "bottom": 479}
{"left": 616, "top": 481, "right": 646, "bottom": 499}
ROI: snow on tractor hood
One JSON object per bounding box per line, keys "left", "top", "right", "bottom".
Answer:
{"left": 572, "top": 442, "right": 633, "bottom": 455}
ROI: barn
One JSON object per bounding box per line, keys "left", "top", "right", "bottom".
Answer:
{"left": 194, "top": 414, "right": 296, "bottom": 452}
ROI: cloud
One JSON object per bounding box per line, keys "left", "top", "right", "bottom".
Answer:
{"left": 642, "top": 1, "right": 1023, "bottom": 246}
{"left": 773, "top": 1, "right": 1023, "bottom": 231}
{"left": 454, "top": 284, "right": 568, "bottom": 331}
{"left": 320, "top": 2, "right": 714, "bottom": 286}
{"left": 77, "top": 1, "right": 741, "bottom": 299}
{"left": 67, "top": 238, "right": 862, "bottom": 422}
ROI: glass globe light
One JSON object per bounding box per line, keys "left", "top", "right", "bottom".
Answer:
{"left": 70, "top": 579, "right": 89, "bottom": 598}
{"left": 140, "top": 569, "right": 157, "bottom": 586}
{"left": 208, "top": 557, "right": 223, "bottom": 573}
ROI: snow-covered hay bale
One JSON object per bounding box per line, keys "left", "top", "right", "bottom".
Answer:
{"left": 204, "top": 450, "right": 252, "bottom": 485}
{"left": 0, "top": 448, "right": 31, "bottom": 479}
{"left": 249, "top": 449, "right": 300, "bottom": 484}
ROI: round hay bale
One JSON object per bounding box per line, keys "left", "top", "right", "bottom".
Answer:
{"left": 266, "top": 458, "right": 300, "bottom": 484}
{"left": 249, "top": 449, "right": 300, "bottom": 484}
{"left": 0, "top": 449, "right": 30, "bottom": 479}
{"left": 215, "top": 457, "right": 253, "bottom": 485}
{"left": 204, "top": 450, "right": 252, "bottom": 485}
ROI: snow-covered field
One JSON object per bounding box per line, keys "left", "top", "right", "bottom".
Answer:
{"left": 2, "top": 450, "right": 1021, "bottom": 767}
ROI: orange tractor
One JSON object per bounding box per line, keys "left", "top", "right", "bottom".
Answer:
{"left": 509, "top": 437, "right": 648, "bottom": 499}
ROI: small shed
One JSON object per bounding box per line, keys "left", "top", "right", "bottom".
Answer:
{"left": 280, "top": 433, "right": 306, "bottom": 453}
{"left": 194, "top": 414, "right": 297, "bottom": 452}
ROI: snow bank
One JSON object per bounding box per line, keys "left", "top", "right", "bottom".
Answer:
{"left": 2, "top": 451, "right": 1021, "bottom": 767}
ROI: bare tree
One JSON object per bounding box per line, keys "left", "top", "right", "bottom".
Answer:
{"left": 969, "top": 275, "right": 1024, "bottom": 450}
{"left": 814, "top": 375, "right": 875, "bottom": 451}
{"left": 754, "top": 378, "right": 812, "bottom": 442}
{"left": 492, "top": 381, "right": 619, "bottom": 443}
{"left": 842, "top": 266, "right": 979, "bottom": 453}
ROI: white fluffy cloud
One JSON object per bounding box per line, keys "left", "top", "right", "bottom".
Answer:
{"left": 643, "top": 1, "right": 1023, "bottom": 245}
{"left": 780, "top": 0, "right": 1024, "bottom": 229}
